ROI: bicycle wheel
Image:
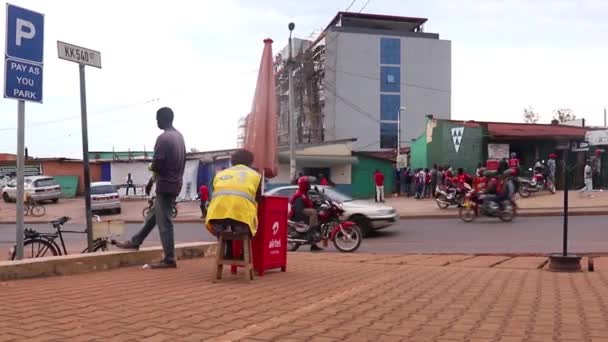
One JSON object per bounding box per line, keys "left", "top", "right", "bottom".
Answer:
{"left": 11, "top": 238, "right": 58, "bottom": 260}
{"left": 92, "top": 239, "right": 109, "bottom": 252}
{"left": 31, "top": 205, "right": 46, "bottom": 217}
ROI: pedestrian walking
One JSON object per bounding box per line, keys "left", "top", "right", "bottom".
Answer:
{"left": 374, "top": 169, "right": 385, "bottom": 202}
{"left": 402, "top": 167, "right": 411, "bottom": 197}
{"left": 547, "top": 154, "right": 557, "bottom": 185}
{"left": 580, "top": 160, "right": 594, "bottom": 197}
{"left": 115, "top": 107, "right": 187, "bottom": 269}
{"left": 415, "top": 169, "right": 425, "bottom": 199}
{"left": 199, "top": 184, "right": 209, "bottom": 218}
{"left": 394, "top": 167, "right": 401, "bottom": 196}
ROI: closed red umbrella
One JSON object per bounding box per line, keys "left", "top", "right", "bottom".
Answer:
{"left": 244, "top": 38, "right": 278, "bottom": 178}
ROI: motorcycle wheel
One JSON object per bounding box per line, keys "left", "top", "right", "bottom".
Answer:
{"left": 435, "top": 195, "right": 449, "bottom": 209}
{"left": 518, "top": 187, "right": 532, "bottom": 198}
{"left": 499, "top": 204, "right": 516, "bottom": 222}
{"left": 332, "top": 225, "right": 362, "bottom": 253}
{"left": 459, "top": 206, "right": 475, "bottom": 223}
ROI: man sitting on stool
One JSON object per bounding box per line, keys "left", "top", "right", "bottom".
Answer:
{"left": 206, "top": 149, "right": 262, "bottom": 258}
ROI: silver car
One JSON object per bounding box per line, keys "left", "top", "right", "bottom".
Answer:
{"left": 91, "top": 182, "right": 121, "bottom": 214}
{"left": 2, "top": 176, "right": 62, "bottom": 203}
{"left": 266, "top": 185, "right": 398, "bottom": 236}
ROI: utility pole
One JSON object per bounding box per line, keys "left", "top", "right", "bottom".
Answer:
{"left": 288, "top": 22, "right": 297, "bottom": 181}
{"left": 604, "top": 107, "right": 606, "bottom": 127}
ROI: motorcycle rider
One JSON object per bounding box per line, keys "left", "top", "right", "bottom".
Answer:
{"left": 484, "top": 170, "right": 516, "bottom": 212}
{"left": 290, "top": 176, "right": 323, "bottom": 251}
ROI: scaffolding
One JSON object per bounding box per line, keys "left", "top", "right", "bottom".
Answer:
{"left": 275, "top": 37, "right": 326, "bottom": 146}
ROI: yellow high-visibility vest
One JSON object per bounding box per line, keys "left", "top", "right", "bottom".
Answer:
{"left": 206, "top": 165, "right": 261, "bottom": 236}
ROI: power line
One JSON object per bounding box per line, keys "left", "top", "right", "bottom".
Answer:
{"left": 323, "top": 80, "right": 380, "bottom": 124}
{"left": 0, "top": 98, "right": 160, "bottom": 132}
{"left": 359, "top": 0, "right": 372, "bottom": 12}
{"left": 324, "top": 64, "right": 451, "bottom": 94}
{"left": 345, "top": 0, "right": 359, "bottom": 11}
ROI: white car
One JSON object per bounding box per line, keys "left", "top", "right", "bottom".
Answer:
{"left": 265, "top": 185, "right": 398, "bottom": 236}
{"left": 2, "top": 176, "right": 62, "bottom": 203}
{"left": 91, "top": 182, "right": 121, "bottom": 214}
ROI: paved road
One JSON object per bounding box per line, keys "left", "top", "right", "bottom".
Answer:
{"left": 1, "top": 215, "right": 608, "bottom": 258}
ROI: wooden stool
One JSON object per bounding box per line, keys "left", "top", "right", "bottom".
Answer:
{"left": 214, "top": 231, "right": 254, "bottom": 282}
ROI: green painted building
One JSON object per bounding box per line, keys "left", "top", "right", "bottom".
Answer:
{"left": 351, "top": 153, "right": 395, "bottom": 199}
{"left": 410, "top": 118, "right": 485, "bottom": 174}
{"left": 409, "top": 117, "right": 589, "bottom": 188}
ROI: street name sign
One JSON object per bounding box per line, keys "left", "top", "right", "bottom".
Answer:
{"left": 57, "top": 41, "right": 101, "bottom": 68}
{"left": 4, "top": 3, "right": 44, "bottom": 103}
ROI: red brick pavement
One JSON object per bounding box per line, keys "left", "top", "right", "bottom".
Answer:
{"left": 2, "top": 253, "right": 608, "bottom": 341}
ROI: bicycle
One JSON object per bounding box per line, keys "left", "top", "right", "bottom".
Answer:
{"left": 141, "top": 196, "right": 178, "bottom": 219}
{"left": 23, "top": 201, "right": 46, "bottom": 217}
{"left": 9, "top": 216, "right": 118, "bottom": 260}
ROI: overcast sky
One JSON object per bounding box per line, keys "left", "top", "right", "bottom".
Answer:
{"left": 0, "top": 0, "right": 606, "bottom": 158}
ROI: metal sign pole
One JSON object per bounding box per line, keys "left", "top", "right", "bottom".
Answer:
{"left": 79, "top": 64, "right": 94, "bottom": 252}
{"left": 15, "top": 100, "right": 25, "bottom": 259}
{"left": 562, "top": 146, "right": 569, "bottom": 256}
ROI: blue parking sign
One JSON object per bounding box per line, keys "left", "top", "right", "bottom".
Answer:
{"left": 5, "top": 3, "right": 44, "bottom": 64}
{"left": 4, "top": 58, "right": 43, "bottom": 102}
{"left": 4, "top": 3, "right": 44, "bottom": 103}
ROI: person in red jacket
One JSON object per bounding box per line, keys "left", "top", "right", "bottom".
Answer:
{"left": 198, "top": 184, "right": 209, "bottom": 218}
{"left": 289, "top": 176, "right": 322, "bottom": 251}
{"left": 374, "top": 170, "right": 385, "bottom": 202}
{"left": 508, "top": 153, "right": 520, "bottom": 175}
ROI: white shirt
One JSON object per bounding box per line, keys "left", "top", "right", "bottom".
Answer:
{"left": 584, "top": 165, "right": 592, "bottom": 180}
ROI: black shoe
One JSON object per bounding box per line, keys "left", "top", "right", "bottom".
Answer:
{"left": 310, "top": 244, "right": 323, "bottom": 252}
{"left": 115, "top": 241, "right": 140, "bottom": 251}
{"left": 147, "top": 261, "right": 177, "bottom": 269}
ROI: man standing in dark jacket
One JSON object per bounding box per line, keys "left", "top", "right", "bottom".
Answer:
{"left": 116, "top": 107, "right": 186, "bottom": 269}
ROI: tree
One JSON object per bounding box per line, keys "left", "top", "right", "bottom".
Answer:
{"left": 554, "top": 108, "right": 576, "bottom": 122}
{"left": 523, "top": 106, "right": 540, "bottom": 124}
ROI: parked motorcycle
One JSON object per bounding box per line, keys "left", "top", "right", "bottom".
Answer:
{"left": 518, "top": 167, "right": 556, "bottom": 198}
{"left": 287, "top": 190, "right": 362, "bottom": 253}
{"left": 459, "top": 190, "right": 517, "bottom": 222}
{"left": 435, "top": 183, "right": 471, "bottom": 209}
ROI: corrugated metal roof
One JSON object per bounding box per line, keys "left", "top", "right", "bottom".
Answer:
{"left": 487, "top": 122, "right": 587, "bottom": 139}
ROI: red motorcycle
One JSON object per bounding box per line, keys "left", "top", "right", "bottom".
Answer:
{"left": 459, "top": 189, "right": 517, "bottom": 223}
{"left": 287, "top": 189, "right": 362, "bottom": 253}
{"left": 518, "top": 167, "right": 556, "bottom": 198}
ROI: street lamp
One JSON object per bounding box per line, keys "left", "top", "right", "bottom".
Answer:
{"left": 288, "top": 22, "right": 296, "bottom": 181}
{"left": 397, "top": 107, "right": 405, "bottom": 164}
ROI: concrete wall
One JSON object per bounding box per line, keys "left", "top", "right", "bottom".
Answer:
{"left": 41, "top": 161, "right": 102, "bottom": 195}
{"left": 324, "top": 30, "right": 451, "bottom": 151}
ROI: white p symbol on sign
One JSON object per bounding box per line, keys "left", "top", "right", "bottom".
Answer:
{"left": 16, "top": 18, "right": 35, "bottom": 46}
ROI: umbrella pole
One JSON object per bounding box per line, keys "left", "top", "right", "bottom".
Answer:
{"left": 261, "top": 170, "right": 265, "bottom": 194}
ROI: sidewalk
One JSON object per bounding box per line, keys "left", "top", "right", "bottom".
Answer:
{"left": 386, "top": 190, "right": 608, "bottom": 219}
{"left": 2, "top": 253, "right": 608, "bottom": 341}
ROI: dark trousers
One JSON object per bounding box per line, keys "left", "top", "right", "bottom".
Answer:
{"left": 126, "top": 184, "right": 136, "bottom": 196}
{"left": 131, "top": 193, "right": 176, "bottom": 264}
{"left": 200, "top": 200, "right": 208, "bottom": 217}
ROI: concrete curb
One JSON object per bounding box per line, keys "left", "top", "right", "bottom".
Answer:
{"left": 398, "top": 210, "right": 608, "bottom": 220}
{"left": 0, "top": 241, "right": 217, "bottom": 281}
{"left": 1, "top": 209, "right": 607, "bottom": 225}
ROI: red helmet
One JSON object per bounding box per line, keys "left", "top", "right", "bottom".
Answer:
{"left": 297, "top": 176, "right": 310, "bottom": 192}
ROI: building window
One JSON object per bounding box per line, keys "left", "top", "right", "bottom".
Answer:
{"left": 380, "top": 66, "right": 400, "bottom": 93}
{"left": 380, "top": 38, "right": 400, "bottom": 65}
{"left": 380, "top": 95, "right": 400, "bottom": 121}
{"left": 380, "top": 122, "right": 398, "bottom": 149}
